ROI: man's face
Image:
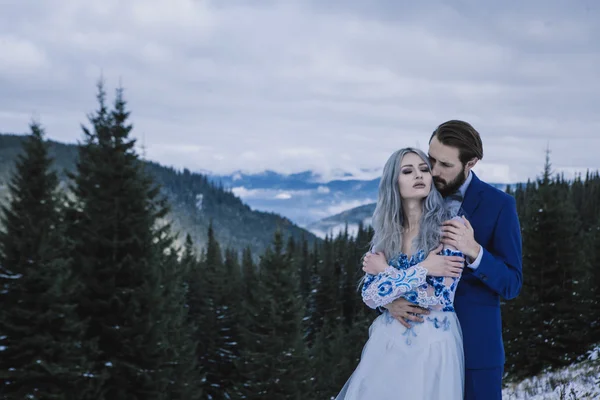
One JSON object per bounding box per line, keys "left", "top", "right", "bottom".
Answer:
{"left": 428, "top": 135, "right": 468, "bottom": 197}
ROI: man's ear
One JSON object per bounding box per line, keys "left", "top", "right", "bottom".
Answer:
{"left": 465, "top": 158, "right": 478, "bottom": 169}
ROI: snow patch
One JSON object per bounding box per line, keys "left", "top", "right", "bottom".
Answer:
{"left": 502, "top": 346, "right": 600, "bottom": 400}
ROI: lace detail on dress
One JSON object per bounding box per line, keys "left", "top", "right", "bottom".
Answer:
{"left": 361, "top": 248, "right": 464, "bottom": 312}
{"left": 362, "top": 264, "right": 428, "bottom": 309}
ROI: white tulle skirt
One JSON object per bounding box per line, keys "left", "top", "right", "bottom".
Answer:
{"left": 335, "top": 310, "right": 464, "bottom": 400}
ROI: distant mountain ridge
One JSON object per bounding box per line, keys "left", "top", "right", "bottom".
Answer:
{"left": 305, "top": 181, "right": 515, "bottom": 238}
{"left": 0, "top": 131, "right": 515, "bottom": 246}
{"left": 211, "top": 168, "right": 381, "bottom": 189}
{"left": 0, "top": 133, "right": 320, "bottom": 257}
{"left": 209, "top": 170, "right": 512, "bottom": 237}
{"left": 209, "top": 170, "right": 380, "bottom": 227}
{"left": 306, "top": 203, "right": 376, "bottom": 239}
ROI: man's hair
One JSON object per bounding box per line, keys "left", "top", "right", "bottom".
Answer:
{"left": 429, "top": 120, "right": 484, "bottom": 164}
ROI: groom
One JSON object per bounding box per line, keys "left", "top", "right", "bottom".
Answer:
{"left": 385, "top": 120, "right": 523, "bottom": 400}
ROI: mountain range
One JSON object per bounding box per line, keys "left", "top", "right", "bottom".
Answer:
{"left": 208, "top": 170, "right": 512, "bottom": 238}
{"left": 0, "top": 133, "right": 320, "bottom": 257}
{"left": 0, "top": 131, "right": 515, "bottom": 247}
{"left": 208, "top": 169, "right": 381, "bottom": 228}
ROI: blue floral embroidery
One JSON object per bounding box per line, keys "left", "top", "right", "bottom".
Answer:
{"left": 362, "top": 256, "right": 428, "bottom": 309}
{"left": 363, "top": 246, "right": 465, "bottom": 338}
{"left": 362, "top": 247, "right": 463, "bottom": 311}
{"left": 427, "top": 316, "right": 451, "bottom": 331}
{"left": 404, "top": 290, "right": 419, "bottom": 303}
{"left": 402, "top": 322, "right": 418, "bottom": 345}
{"left": 377, "top": 267, "right": 425, "bottom": 294}
{"left": 377, "top": 281, "right": 393, "bottom": 296}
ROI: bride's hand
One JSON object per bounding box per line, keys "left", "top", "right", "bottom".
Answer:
{"left": 420, "top": 244, "right": 465, "bottom": 278}
{"left": 362, "top": 252, "right": 388, "bottom": 275}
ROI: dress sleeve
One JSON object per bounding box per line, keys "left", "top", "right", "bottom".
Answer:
{"left": 409, "top": 248, "right": 464, "bottom": 310}
{"left": 361, "top": 264, "right": 428, "bottom": 309}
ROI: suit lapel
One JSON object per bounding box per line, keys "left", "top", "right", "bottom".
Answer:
{"left": 461, "top": 172, "right": 484, "bottom": 219}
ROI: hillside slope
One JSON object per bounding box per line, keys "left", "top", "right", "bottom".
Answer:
{"left": 0, "top": 133, "right": 319, "bottom": 256}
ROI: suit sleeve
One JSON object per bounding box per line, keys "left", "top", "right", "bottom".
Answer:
{"left": 471, "top": 195, "right": 523, "bottom": 300}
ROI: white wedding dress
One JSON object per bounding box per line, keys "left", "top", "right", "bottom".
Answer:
{"left": 335, "top": 248, "right": 465, "bottom": 400}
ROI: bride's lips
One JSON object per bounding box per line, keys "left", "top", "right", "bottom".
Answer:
{"left": 413, "top": 182, "right": 426, "bottom": 189}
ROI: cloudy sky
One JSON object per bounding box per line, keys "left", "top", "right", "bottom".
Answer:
{"left": 1, "top": 0, "right": 599, "bottom": 183}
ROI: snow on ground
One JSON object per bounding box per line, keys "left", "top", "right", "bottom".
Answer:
{"left": 502, "top": 346, "right": 600, "bottom": 399}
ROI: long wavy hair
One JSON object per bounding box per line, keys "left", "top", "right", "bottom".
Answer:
{"left": 369, "top": 147, "right": 451, "bottom": 261}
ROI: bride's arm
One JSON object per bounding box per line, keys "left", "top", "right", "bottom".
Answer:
{"left": 360, "top": 247, "right": 464, "bottom": 309}
{"left": 361, "top": 264, "right": 428, "bottom": 309}
{"left": 409, "top": 248, "right": 465, "bottom": 308}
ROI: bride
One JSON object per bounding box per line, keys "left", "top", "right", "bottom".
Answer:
{"left": 335, "top": 147, "right": 467, "bottom": 399}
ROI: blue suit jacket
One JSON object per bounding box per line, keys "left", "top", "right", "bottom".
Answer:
{"left": 454, "top": 172, "right": 523, "bottom": 369}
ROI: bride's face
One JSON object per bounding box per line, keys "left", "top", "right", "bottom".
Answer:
{"left": 397, "top": 152, "right": 432, "bottom": 200}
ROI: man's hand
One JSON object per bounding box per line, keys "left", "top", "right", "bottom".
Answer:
{"left": 420, "top": 244, "right": 465, "bottom": 277}
{"left": 441, "top": 216, "right": 481, "bottom": 260}
{"left": 384, "top": 298, "right": 430, "bottom": 328}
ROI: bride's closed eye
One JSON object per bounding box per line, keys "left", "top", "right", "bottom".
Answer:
{"left": 401, "top": 166, "right": 430, "bottom": 174}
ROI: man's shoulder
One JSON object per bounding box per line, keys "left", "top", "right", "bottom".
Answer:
{"left": 476, "top": 178, "right": 515, "bottom": 207}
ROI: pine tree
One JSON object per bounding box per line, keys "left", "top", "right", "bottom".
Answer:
{"left": 298, "top": 237, "right": 311, "bottom": 303}
{"left": 181, "top": 235, "right": 206, "bottom": 398}
{"left": 0, "top": 121, "right": 95, "bottom": 399}
{"left": 195, "top": 222, "right": 240, "bottom": 398}
{"left": 541, "top": 174, "right": 586, "bottom": 365}
{"left": 163, "top": 234, "right": 202, "bottom": 399}
{"left": 223, "top": 246, "right": 243, "bottom": 394}
{"left": 309, "top": 316, "right": 368, "bottom": 399}
{"left": 588, "top": 214, "right": 600, "bottom": 344}
{"left": 505, "top": 149, "right": 586, "bottom": 378}
{"left": 340, "top": 233, "right": 361, "bottom": 327}
{"left": 309, "top": 236, "right": 339, "bottom": 342}
{"left": 517, "top": 151, "right": 560, "bottom": 375}
{"left": 503, "top": 181, "right": 534, "bottom": 378}
{"left": 582, "top": 173, "right": 600, "bottom": 346}
{"left": 238, "top": 230, "right": 309, "bottom": 399}
{"left": 240, "top": 246, "right": 256, "bottom": 302}
{"left": 304, "top": 240, "right": 322, "bottom": 347}
{"left": 66, "top": 80, "right": 188, "bottom": 399}
{"left": 309, "top": 232, "right": 372, "bottom": 399}
{"left": 236, "top": 245, "right": 259, "bottom": 397}
{"left": 224, "top": 246, "right": 242, "bottom": 316}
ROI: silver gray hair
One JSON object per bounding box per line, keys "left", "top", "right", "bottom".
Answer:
{"left": 369, "top": 147, "right": 451, "bottom": 261}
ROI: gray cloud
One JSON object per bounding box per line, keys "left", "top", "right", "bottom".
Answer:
{"left": 1, "top": 0, "right": 599, "bottom": 183}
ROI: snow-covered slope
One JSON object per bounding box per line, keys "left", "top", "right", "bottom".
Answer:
{"left": 502, "top": 346, "right": 600, "bottom": 399}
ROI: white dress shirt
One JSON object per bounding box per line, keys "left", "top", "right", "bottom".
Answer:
{"left": 444, "top": 171, "right": 483, "bottom": 270}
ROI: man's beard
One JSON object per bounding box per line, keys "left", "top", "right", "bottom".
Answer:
{"left": 434, "top": 168, "right": 467, "bottom": 197}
